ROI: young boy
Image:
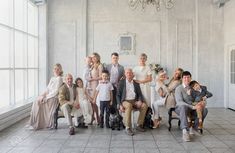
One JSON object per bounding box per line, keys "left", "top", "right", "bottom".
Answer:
{"left": 189, "top": 80, "right": 213, "bottom": 129}
{"left": 93, "top": 70, "right": 113, "bottom": 128}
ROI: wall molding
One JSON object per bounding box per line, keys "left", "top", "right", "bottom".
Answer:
{"left": 175, "top": 19, "right": 193, "bottom": 72}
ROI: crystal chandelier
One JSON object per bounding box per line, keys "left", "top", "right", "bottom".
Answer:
{"left": 128, "top": 0, "right": 174, "bottom": 11}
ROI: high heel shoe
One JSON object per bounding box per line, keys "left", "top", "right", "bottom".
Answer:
{"left": 153, "top": 119, "right": 161, "bottom": 129}
{"left": 88, "top": 117, "right": 95, "bottom": 125}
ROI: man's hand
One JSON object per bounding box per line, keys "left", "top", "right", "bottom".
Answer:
{"left": 119, "top": 105, "right": 125, "bottom": 112}
{"left": 134, "top": 101, "right": 143, "bottom": 109}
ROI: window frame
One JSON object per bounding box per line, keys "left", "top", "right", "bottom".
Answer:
{"left": 0, "top": 0, "right": 39, "bottom": 108}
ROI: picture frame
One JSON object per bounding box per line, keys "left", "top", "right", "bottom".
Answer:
{"left": 118, "top": 32, "right": 136, "bottom": 55}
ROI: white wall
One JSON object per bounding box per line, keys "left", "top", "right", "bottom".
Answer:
{"left": 224, "top": 0, "right": 235, "bottom": 108}
{"left": 47, "top": 0, "right": 225, "bottom": 107}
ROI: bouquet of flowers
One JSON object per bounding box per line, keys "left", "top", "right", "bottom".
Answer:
{"left": 149, "top": 63, "right": 163, "bottom": 74}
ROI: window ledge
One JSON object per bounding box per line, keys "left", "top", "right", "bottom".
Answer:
{"left": 0, "top": 98, "right": 35, "bottom": 131}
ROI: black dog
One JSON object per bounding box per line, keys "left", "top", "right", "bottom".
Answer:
{"left": 109, "top": 107, "right": 123, "bottom": 130}
{"left": 144, "top": 107, "right": 154, "bottom": 129}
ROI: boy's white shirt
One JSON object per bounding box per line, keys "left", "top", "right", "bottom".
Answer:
{"left": 96, "top": 81, "right": 114, "bottom": 101}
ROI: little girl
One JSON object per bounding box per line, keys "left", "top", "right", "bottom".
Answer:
{"left": 75, "top": 77, "right": 93, "bottom": 125}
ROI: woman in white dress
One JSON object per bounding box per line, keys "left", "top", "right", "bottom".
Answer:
{"left": 75, "top": 77, "right": 93, "bottom": 124}
{"left": 133, "top": 53, "right": 152, "bottom": 106}
{"left": 152, "top": 71, "right": 169, "bottom": 128}
{"left": 28, "top": 63, "right": 63, "bottom": 130}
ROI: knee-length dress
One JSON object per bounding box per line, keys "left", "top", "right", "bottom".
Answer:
{"left": 76, "top": 87, "right": 93, "bottom": 124}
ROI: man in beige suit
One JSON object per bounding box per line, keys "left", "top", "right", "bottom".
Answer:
{"left": 58, "top": 73, "right": 81, "bottom": 135}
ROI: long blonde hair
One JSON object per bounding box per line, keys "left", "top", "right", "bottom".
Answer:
{"left": 92, "top": 52, "right": 101, "bottom": 68}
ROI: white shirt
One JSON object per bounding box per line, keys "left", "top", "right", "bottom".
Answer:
{"left": 96, "top": 81, "right": 114, "bottom": 101}
{"left": 110, "top": 64, "right": 119, "bottom": 85}
{"left": 67, "top": 84, "right": 75, "bottom": 103}
{"left": 125, "top": 79, "right": 136, "bottom": 100}
{"left": 46, "top": 76, "right": 63, "bottom": 99}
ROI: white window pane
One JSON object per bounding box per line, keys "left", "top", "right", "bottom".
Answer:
{"left": 15, "top": 70, "right": 24, "bottom": 103}
{"left": 28, "top": 2, "right": 38, "bottom": 35}
{"left": 14, "top": 0, "right": 27, "bottom": 31}
{"left": 0, "top": 26, "right": 11, "bottom": 68}
{"left": 0, "top": 70, "right": 10, "bottom": 108}
{"left": 15, "top": 31, "right": 27, "bottom": 68}
{"left": 0, "top": 0, "right": 13, "bottom": 26}
{"left": 28, "top": 70, "right": 38, "bottom": 98}
{"left": 28, "top": 36, "right": 38, "bottom": 67}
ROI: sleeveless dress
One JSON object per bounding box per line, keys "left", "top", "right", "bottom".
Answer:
{"left": 76, "top": 87, "right": 93, "bottom": 124}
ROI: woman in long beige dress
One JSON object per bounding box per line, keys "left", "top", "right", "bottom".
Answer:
{"left": 133, "top": 53, "right": 152, "bottom": 106}
{"left": 87, "top": 52, "right": 103, "bottom": 124}
{"left": 27, "top": 64, "right": 63, "bottom": 130}
{"left": 165, "top": 68, "right": 183, "bottom": 109}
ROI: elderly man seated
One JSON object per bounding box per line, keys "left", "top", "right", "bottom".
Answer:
{"left": 58, "top": 73, "right": 87, "bottom": 135}
{"left": 117, "top": 68, "right": 148, "bottom": 136}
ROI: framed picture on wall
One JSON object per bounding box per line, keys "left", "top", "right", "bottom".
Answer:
{"left": 118, "top": 32, "right": 136, "bottom": 55}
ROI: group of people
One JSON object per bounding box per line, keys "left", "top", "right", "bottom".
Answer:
{"left": 26, "top": 52, "right": 212, "bottom": 142}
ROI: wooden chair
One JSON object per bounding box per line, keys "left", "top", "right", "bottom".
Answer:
{"left": 168, "top": 107, "right": 203, "bottom": 134}
{"left": 168, "top": 107, "right": 180, "bottom": 131}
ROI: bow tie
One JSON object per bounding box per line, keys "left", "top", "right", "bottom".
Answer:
{"left": 100, "top": 81, "right": 108, "bottom": 84}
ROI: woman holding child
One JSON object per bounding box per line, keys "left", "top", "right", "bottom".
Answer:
{"left": 28, "top": 63, "right": 63, "bottom": 130}
{"left": 152, "top": 68, "right": 183, "bottom": 128}
{"left": 165, "top": 68, "right": 184, "bottom": 109}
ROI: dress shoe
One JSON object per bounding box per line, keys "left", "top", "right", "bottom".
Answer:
{"left": 69, "top": 127, "right": 75, "bottom": 135}
{"left": 76, "top": 123, "right": 88, "bottom": 129}
{"left": 125, "top": 128, "right": 134, "bottom": 136}
{"left": 136, "top": 125, "right": 146, "bottom": 132}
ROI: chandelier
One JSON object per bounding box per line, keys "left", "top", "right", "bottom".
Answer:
{"left": 128, "top": 0, "right": 174, "bottom": 11}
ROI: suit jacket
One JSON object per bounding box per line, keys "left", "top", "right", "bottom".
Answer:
{"left": 116, "top": 79, "right": 144, "bottom": 105}
{"left": 58, "top": 83, "right": 77, "bottom": 106}
{"left": 105, "top": 63, "right": 125, "bottom": 84}
{"left": 175, "top": 84, "right": 193, "bottom": 108}
{"left": 191, "top": 86, "right": 213, "bottom": 102}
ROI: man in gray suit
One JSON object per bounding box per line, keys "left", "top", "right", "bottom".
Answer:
{"left": 117, "top": 68, "right": 148, "bottom": 136}
{"left": 105, "top": 52, "right": 125, "bottom": 109}
{"left": 175, "top": 71, "right": 208, "bottom": 142}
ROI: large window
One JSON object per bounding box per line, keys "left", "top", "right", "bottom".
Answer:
{"left": 0, "top": 0, "right": 39, "bottom": 108}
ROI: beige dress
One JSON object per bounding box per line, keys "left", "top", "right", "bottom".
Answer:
{"left": 165, "top": 79, "right": 181, "bottom": 109}
{"left": 28, "top": 76, "right": 63, "bottom": 130}
{"left": 88, "top": 64, "right": 103, "bottom": 105}
{"left": 133, "top": 65, "right": 152, "bottom": 106}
